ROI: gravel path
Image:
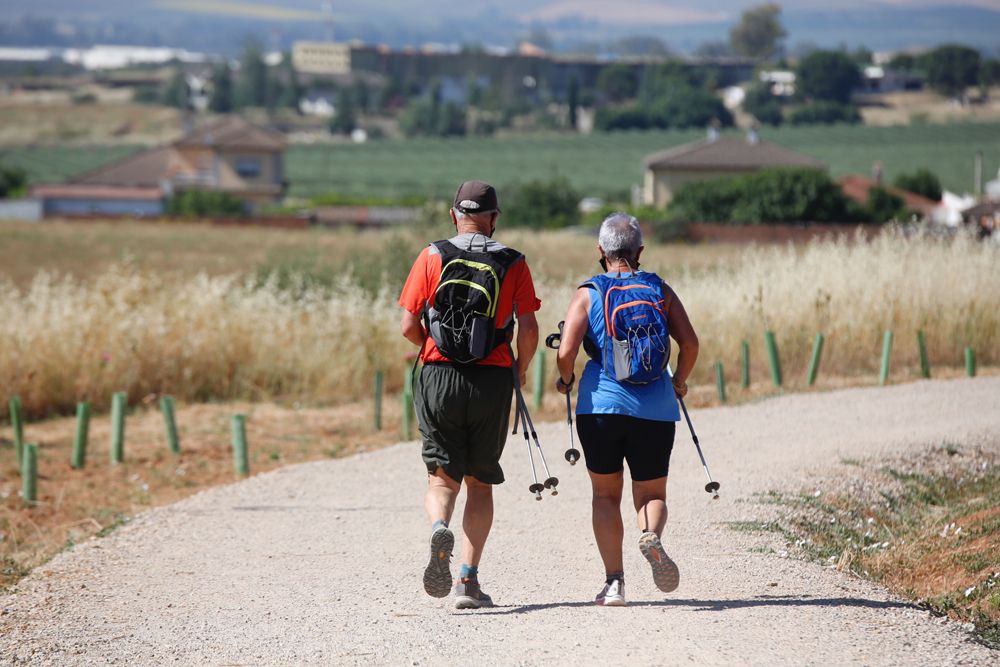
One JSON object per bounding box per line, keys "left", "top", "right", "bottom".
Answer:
{"left": 3, "top": 376, "right": 999, "bottom": 666}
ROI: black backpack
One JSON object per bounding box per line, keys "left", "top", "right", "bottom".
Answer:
{"left": 425, "top": 238, "right": 522, "bottom": 364}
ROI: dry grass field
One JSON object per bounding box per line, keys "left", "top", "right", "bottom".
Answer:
{"left": 1, "top": 221, "right": 996, "bottom": 418}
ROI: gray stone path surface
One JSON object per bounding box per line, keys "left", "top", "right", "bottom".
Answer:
{"left": 2, "top": 376, "right": 999, "bottom": 666}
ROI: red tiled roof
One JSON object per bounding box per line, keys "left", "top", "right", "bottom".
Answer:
{"left": 838, "top": 175, "right": 938, "bottom": 214}
{"left": 173, "top": 117, "right": 286, "bottom": 151}
{"left": 644, "top": 136, "right": 824, "bottom": 171}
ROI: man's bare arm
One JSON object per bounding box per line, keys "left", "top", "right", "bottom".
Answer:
{"left": 400, "top": 310, "right": 426, "bottom": 348}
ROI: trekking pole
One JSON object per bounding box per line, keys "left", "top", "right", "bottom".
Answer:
{"left": 515, "top": 382, "right": 558, "bottom": 496}
{"left": 677, "top": 396, "right": 720, "bottom": 500}
{"left": 563, "top": 389, "right": 580, "bottom": 465}
{"left": 545, "top": 321, "right": 580, "bottom": 465}
{"left": 514, "top": 395, "right": 544, "bottom": 501}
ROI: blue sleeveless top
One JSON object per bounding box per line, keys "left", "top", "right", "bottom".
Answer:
{"left": 576, "top": 272, "right": 680, "bottom": 422}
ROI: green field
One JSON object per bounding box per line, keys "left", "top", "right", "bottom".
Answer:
{"left": 2, "top": 122, "right": 998, "bottom": 201}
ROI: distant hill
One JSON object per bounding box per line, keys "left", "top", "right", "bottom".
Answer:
{"left": 0, "top": 1, "right": 997, "bottom": 55}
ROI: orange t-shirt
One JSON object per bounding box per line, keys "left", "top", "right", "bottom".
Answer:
{"left": 398, "top": 241, "right": 541, "bottom": 367}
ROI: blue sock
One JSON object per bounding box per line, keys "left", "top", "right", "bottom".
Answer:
{"left": 432, "top": 519, "right": 448, "bottom": 533}
{"left": 460, "top": 564, "right": 478, "bottom": 580}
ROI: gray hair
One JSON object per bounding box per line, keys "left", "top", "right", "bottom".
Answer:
{"left": 598, "top": 212, "right": 642, "bottom": 263}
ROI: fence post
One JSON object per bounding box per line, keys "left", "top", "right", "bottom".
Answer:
{"left": 764, "top": 331, "right": 782, "bottom": 387}
{"left": 740, "top": 340, "right": 750, "bottom": 389}
{"left": 110, "top": 391, "right": 126, "bottom": 464}
{"left": 879, "top": 330, "right": 894, "bottom": 386}
{"left": 965, "top": 347, "right": 976, "bottom": 377}
{"left": 806, "top": 333, "right": 825, "bottom": 387}
{"left": 916, "top": 330, "right": 930, "bottom": 379}
{"left": 22, "top": 443, "right": 38, "bottom": 506}
{"left": 402, "top": 366, "right": 414, "bottom": 440}
{"left": 160, "top": 396, "right": 180, "bottom": 454}
{"left": 231, "top": 414, "right": 249, "bottom": 477}
{"left": 714, "top": 361, "right": 727, "bottom": 403}
{"left": 373, "top": 370, "right": 384, "bottom": 431}
{"left": 532, "top": 350, "right": 545, "bottom": 411}
{"left": 9, "top": 396, "right": 24, "bottom": 469}
{"left": 71, "top": 402, "right": 90, "bottom": 469}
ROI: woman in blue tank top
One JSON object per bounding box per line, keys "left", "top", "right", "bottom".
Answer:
{"left": 554, "top": 212, "right": 699, "bottom": 607}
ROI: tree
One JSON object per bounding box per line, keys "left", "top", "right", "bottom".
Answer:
{"left": 923, "top": 44, "right": 981, "bottom": 99}
{"left": 329, "top": 88, "right": 356, "bottom": 135}
{"left": 162, "top": 66, "right": 190, "bottom": 109}
{"left": 893, "top": 168, "right": 942, "bottom": 201}
{"left": 980, "top": 58, "right": 1000, "bottom": 94}
{"left": 235, "top": 40, "right": 268, "bottom": 109}
{"left": 796, "top": 50, "right": 862, "bottom": 104}
{"left": 742, "top": 83, "right": 783, "bottom": 126}
{"left": 208, "top": 62, "right": 233, "bottom": 113}
{"left": 729, "top": 3, "right": 786, "bottom": 61}
{"left": 597, "top": 63, "right": 639, "bottom": 102}
{"left": 567, "top": 77, "right": 579, "bottom": 130}
{"left": 277, "top": 53, "right": 302, "bottom": 111}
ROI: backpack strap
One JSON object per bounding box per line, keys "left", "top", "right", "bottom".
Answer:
{"left": 578, "top": 276, "right": 607, "bottom": 363}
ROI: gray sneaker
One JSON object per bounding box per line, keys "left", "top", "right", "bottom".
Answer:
{"left": 454, "top": 578, "right": 495, "bottom": 609}
{"left": 423, "top": 526, "right": 454, "bottom": 598}
{"left": 638, "top": 531, "right": 680, "bottom": 593}
{"left": 595, "top": 577, "right": 626, "bottom": 607}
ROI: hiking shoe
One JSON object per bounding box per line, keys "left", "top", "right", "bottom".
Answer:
{"left": 454, "top": 578, "right": 495, "bottom": 609}
{"left": 595, "top": 577, "right": 626, "bottom": 607}
{"left": 638, "top": 531, "right": 680, "bottom": 593}
{"left": 423, "top": 526, "right": 454, "bottom": 598}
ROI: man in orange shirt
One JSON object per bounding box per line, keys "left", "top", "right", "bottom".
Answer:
{"left": 399, "top": 180, "right": 540, "bottom": 609}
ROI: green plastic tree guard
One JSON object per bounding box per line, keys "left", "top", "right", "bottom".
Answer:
{"left": 402, "top": 366, "right": 414, "bottom": 440}
{"left": 231, "top": 414, "right": 249, "bottom": 476}
{"left": 806, "top": 333, "right": 825, "bottom": 387}
{"left": 917, "top": 330, "right": 930, "bottom": 379}
{"left": 160, "top": 396, "right": 180, "bottom": 454}
{"left": 22, "top": 442, "right": 38, "bottom": 506}
{"left": 373, "top": 370, "right": 384, "bottom": 431}
{"left": 740, "top": 340, "right": 750, "bottom": 389}
{"left": 714, "top": 361, "right": 727, "bottom": 403}
{"left": 965, "top": 347, "right": 976, "bottom": 377}
{"left": 879, "top": 330, "right": 894, "bottom": 386}
{"left": 72, "top": 402, "right": 91, "bottom": 469}
{"left": 532, "top": 350, "right": 545, "bottom": 411}
{"left": 9, "top": 396, "right": 24, "bottom": 469}
{"left": 764, "top": 331, "right": 782, "bottom": 387}
{"left": 110, "top": 391, "right": 126, "bottom": 464}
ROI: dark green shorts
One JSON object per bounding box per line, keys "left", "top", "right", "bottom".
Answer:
{"left": 415, "top": 363, "right": 514, "bottom": 485}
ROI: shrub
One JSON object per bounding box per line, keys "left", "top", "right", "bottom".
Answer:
{"left": 789, "top": 101, "right": 862, "bottom": 126}
{"left": 866, "top": 186, "right": 906, "bottom": 223}
{"left": 742, "top": 83, "right": 784, "bottom": 126}
{"left": 894, "top": 168, "right": 942, "bottom": 201}
{"left": 167, "top": 191, "right": 246, "bottom": 218}
{"left": 0, "top": 166, "right": 27, "bottom": 199}
{"left": 502, "top": 177, "right": 581, "bottom": 229}
{"left": 667, "top": 168, "right": 866, "bottom": 224}
{"left": 595, "top": 88, "right": 733, "bottom": 132}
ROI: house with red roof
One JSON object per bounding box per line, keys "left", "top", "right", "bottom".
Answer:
{"left": 32, "top": 117, "right": 287, "bottom": 218}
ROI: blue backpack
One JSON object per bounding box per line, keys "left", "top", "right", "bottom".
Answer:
{"left": 582, "top": 272, "right": 671, "bottom": 385}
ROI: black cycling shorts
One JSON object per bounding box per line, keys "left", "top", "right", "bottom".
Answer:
{"left": 576, "top": 414, "right": 676, "bottom": 481}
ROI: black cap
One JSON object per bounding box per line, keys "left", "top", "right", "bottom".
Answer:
{"left": 453, "top": 180, "right": 500, "bottom": 215}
